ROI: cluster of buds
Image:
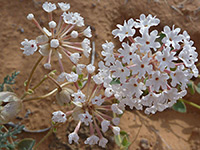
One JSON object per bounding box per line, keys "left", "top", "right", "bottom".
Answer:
{"left": 97, "top": 14, "right": 198, "bottom": 114}
{"left": 52, "top": 64, "right": 121, "bottom": 148}
{"left": 21, "top": 2, "right": 92, "bottom": 77}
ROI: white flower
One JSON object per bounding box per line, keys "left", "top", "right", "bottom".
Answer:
{"left": 57, "top": 72, "right": 67, "bottom": 82}
{"left": 62, "top": 12, "right": 84, "bottom": 27}
{"left": 72, "top": 90, "right": 86, "bottom": 103}
{"left": 123, "top": 78, "right": 146, "bottom": 98}
{"left": 83, "top": 26, "right": 92, "bottom": 38}
{"left": 112, "top": 117, "right": 120, "bottom": 126}
{"left": 123, "top": 97, "right": 143, "bottom": 110}
{"left": 73, "top": 12, "right": 84, "bottom": 27}
{"left": 68, "top": 132, "right": 79, "bottom": 144}
{"left": 130, "top": 54, "right": 153, "bottom": 79}
{"left": 146, "top": 71, "right": 169, "bottom": 92}
{"left": 135, "top": 14, "right": 160, "bottom": 30}
{"left": 170, "top": 65, "right": 191, "bottom": 90}
{"left": 86, "top": 64, "right": 95, "bottom": 74}
{"left": 49, "top": 21, "right": 57, "bottom": 28}
{"left": 70, "top": 30, "right": 79, "bottom": 38}
{"left": 50, "top": 39, "right": 59, "bottom": 48}
{"left": 65, "top": 72, "right": 78, "bottom": 82}
{"left": 112, "top": 18, "right": 135, "bottom": 42}
{"left": 69, "top": 53, "right": 80, "bottom": 64}
{"left": 111, "top": 104, "right": 123, "bottom": 115}
{"left": 44, "top": 63, "right": 51, "bottom": 70}
{"left": 52, "top": 111, "right": 67, "bottom": 123}
{"left": 58, "top": 2, "right": 70, "bottom": 11}
{"left": 105, "top": 87, "right": 114, "bottom": 97}
{"left": 101, "top": 42, "right": 115, "bottom": 66}
{"left": 178, "top": 45, "right": 198, "bottom": 67}
{"left": 42, "top": 2, "right": 57, "bottom": 13}
{"left": 82, "top": 38, "right": 91, "bottom": 58}
{"left": 191, "top": 64, "right": 199, "bottom": 78}
{"left": 110, "top": 60, "right": 130, "bottom": 83}
{"left": 99, "top": 137, "right": 108, "bottom": 148}
{"left": 27, "top": 13, "right": 34, "bottom": 20}
{"left": 156, "top": 46, "right": 177, "bottom": 71}
{"left": 118, "top": 42, "right": 137, "bottom": 64}
{"left": 92, "top": 95, "right": 104, "bottom": 106}
{"left": 84, "top": 135, "right": 99, "bottom": 145}
{"left": 21, "top": 39, "right": 38, "bottom": 56}
{"left": 101, "top": 120, "right": 110, "bottom": 133}
{"left": 76, "top": 64, "right": 86, "bottom": 74}
{"left": 141, "top": 92, "right": 162, "bottom": 107}
{"left": 79, "top": 111, "right": 93, "bottom": 126}
{"left": 135, "top": 29, "right": 160, "bottom": 52}
{"left": 162, "top": 25, "right": 183, "bottom": 49}
{"left": 163, "top": 88, "right": 187, "bottom": 107}
{"left": 112, "top": 126, "right": 120, "bottom": 135}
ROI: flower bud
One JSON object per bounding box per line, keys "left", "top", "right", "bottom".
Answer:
{"left": 27, "top": 13, "right": 34, "bottom": 20}
{"left": 56, "top": 88, "right": 73, "bottom": 106}
{"left": 0, "top": 92, "right": 22, "bottom": 125}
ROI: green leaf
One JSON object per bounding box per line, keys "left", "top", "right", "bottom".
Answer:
{"left": 78, "top": 74, "right": 84, "bottom": 80}
{"left": 110, "top": 78, "right": 120, "bottom": 85}
{"left": 156, "top": 33, "right": 166, "bottom": 43}
{"left": 172, "top": 100, "right": 187, "bottom": 113}
{"left": 195, "top": 82, "right": 200, "bottom": 94}
{"left": 77, "top": 80, "right": 83, "bottom": 88}
{"left": 17, "top": 138, "right": 35, "bottom": 150}
{"left": 0, "top": 71, "right": 20, "bottom": 92}
{"left": 121, "top": 136, "right": 131, "bottom": 148}
{"left": 114, "top": 131, "right": 131, "bottom": 149}
{"left": 187, "top": 81, "right": 195, "bottom": 95}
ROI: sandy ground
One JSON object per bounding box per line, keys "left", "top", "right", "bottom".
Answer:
{"left": 0, "top": 0, "right": 200, "bottom": 149}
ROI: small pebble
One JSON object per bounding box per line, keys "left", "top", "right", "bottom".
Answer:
{"left": 17, "top": 27, "right": 24, "bottom": 33}
{"left": 140, "top": 138, "right": 150, "bottom": 150}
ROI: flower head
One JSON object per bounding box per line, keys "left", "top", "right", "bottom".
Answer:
{"left": 52, "top": 111, "right": 67, "bottom": 123}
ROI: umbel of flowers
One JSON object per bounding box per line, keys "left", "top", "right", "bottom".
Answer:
{"left": 52, "top": 64, "right": 121, "bottom": 148}
{"left": 21, "top": 2, "right": 92, "bottom": 80}
{"left": 20, "top": 2, "right": 121, "bottom": 148}
{"left": 98, "top": 14, "right": 198, "bottom": 114}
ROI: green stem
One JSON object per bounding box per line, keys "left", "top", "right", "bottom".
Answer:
{"left": 25, "top": 55, "right": 44, "bottom": 91}
{"left": 21, "top": 75, "right": 48, "bottom": 100}
{"left": 180, "top": 98, "right": 200, "bottom": 109}
{"left": 32, "top": 75, "right": 48, "bottom": 91}
{"left": 22, "top": 82, "right": 72, "bottom": 102}
{"left": 34, "top": 128, "right": 53, "bottom": 150}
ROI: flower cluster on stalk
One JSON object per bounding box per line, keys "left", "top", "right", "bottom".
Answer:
{"left": 52, "top": 64, "right": 121, "bottom": 148}
{"left": 98, "top": 14, "right": 198, "bottom": 114}
{"left": 21, "top": 2, "right": 92, "bottom": 77}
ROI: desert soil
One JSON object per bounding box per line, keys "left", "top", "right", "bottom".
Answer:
{"left": 0, "top": 0, "right": 200, "bottom": 150}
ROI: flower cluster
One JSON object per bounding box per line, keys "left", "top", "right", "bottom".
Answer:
{"left": 21, "top": 2, "right": 92, "bottom": 75}
{"left": 12, "top": 2, "right": 199, "bottom": 148}
{"left": 98, "top": 14, "right": 198, "bottom": 114}
{"left": 52, "top": 64, "right": 121, "bottom": 148}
